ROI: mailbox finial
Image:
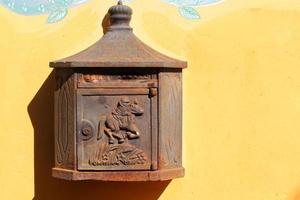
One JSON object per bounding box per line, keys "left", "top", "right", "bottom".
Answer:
{"left": 108, "top": 0, "right": 133, "bottom": 31}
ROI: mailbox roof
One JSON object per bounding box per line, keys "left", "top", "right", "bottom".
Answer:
{"left": 50, "top": 2, "right": 186, "bottom": 69}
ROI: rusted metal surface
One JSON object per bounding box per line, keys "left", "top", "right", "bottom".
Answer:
{"left": 52, "top": 167, "right": 185, "bottom": 181}
{"left": 159, "top": 70, "right": 183, "bottom": 169}
{"left": 54, "top": 69, "right": 76, "bottom": 170}
{"left": 77, "top": 70, "right": 158, "bottom": 88}
{"left": 77, "top": 87, "right": 156, "bottom": 171}
{"left": 51, "top": 1, "right": 186, "bottom": 181}
{"left": 49, "top": 1, "right": 187, "bottom": 69}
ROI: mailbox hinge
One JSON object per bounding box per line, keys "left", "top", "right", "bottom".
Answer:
{"left": 149, "top": 88, "right": 157, "bottom": 98}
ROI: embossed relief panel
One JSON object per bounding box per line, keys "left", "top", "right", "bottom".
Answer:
{"left": 54, "top": 70, "right": 76, "bottom": 170}
{"left": 77, "top": 88, "right": 156, "bottom": 171}
{"left": 78, "top": 71, "right": 158, "bottom": 88}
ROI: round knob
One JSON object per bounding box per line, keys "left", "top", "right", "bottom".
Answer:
{"left": 81, "top": 120, "right": 94, "bottom": 141}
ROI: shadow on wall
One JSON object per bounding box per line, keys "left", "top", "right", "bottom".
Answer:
{"left": 28, "top": 71, "right": 170, "bottom": 200}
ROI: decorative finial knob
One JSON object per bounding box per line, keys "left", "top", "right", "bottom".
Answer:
{"left": 107, "top": 0, "right": 133, "bottom": 31}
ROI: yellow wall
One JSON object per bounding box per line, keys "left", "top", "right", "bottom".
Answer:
{"left": 2, "top": 0, "right": 300, "bottom": 199}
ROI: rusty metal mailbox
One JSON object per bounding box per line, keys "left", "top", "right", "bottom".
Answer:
{"left": 50, "top": 1, "right": 187, "bottom": 181}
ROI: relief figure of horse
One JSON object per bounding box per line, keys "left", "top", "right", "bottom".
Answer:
{"left": 97, "top": 97, "right": 144, "bottom": 144}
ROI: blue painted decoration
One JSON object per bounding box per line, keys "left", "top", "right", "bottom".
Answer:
{"left": 0, "top": 0, "right": 223, "bottom": 24}
{"left": 162, "top": 0, "right": 223, "bottom": 19}
{"left": 0, "top": 0, "right": 89, "bottom": 23}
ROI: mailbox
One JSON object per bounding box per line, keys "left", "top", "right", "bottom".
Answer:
{"left": 50, "top": 1, "right": 187, "bottom": 181}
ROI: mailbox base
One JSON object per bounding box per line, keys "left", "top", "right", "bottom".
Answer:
{"left": 52, "top": 167, "right": 185, "bottom": 181}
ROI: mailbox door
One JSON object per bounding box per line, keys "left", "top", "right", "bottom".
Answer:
{"left": 77, "top": 88, "right": 157, "bottom": 171}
